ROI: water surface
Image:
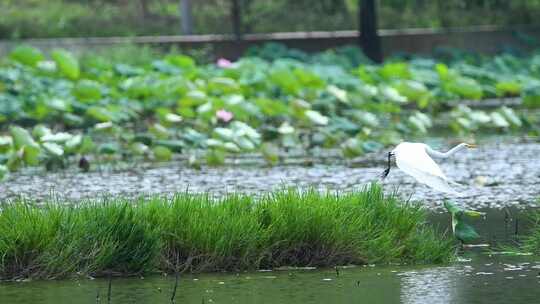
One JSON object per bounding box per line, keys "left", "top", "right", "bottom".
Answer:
{"left": 2, "top": 254, "right": 539, "bottom": 304}
{"left": 1, "top": 141, "right": 539, "bottom": 210}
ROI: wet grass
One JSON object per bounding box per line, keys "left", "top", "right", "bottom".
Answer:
{"left": 0, "top": 184, "right": 454, "bottom": 280}
{"left": 522, "top": 203, "right": 540, "bottom": 254}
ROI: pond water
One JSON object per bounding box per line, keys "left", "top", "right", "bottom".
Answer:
{"left": 1, "top": 140, "right": 539, "bottom": 211}
{"left": 1, "top": 208, "right": 538, "bottom": 304}
{"left": 1, "top": 253, "right": 539, "bottom": 304}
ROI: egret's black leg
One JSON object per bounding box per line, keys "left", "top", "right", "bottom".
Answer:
{"left": 381, "top": 151, "right": 393, "bottom": 179}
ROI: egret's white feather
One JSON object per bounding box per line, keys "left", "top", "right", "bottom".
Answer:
{"left": 392, "top": 142, "right": 462, "bottom": 196}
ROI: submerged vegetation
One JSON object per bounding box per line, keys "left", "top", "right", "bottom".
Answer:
{"left": 0, "top": 43, "right": 539, "bottom": 178}
{"left": 521, "top": 205, "right": 540, "bottom": 255}
{"left": 0, "top": 184, "right": 454, "bottom": 280}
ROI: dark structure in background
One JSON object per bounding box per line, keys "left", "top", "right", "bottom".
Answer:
{"left": 225, "top": 0, "right": 382, "bottom": 60}
{"left": 231, "top": 0, "right": 243, "bottom": 40}
{"left": 222, "top": 0, "right": 383, "bottom": 61}
{"left": 180, "top": 0, "right": 193, "bottom": 35}
{"left": 359, "top": 0, "right": 382, "bottom": 63}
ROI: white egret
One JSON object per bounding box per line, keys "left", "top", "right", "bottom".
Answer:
{"left": 381, "top": 142, "right": 476, "bottom": 196}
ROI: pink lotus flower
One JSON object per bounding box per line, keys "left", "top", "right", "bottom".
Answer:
{"left": 216, "top": 109, "right": 233, "bottom": 122}
{"left": 216, "top": 58, "right": 233, "bottom": 68}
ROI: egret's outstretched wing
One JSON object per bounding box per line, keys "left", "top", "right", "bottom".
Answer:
{"left": 394, "top": 143, "right": 462, "bottom": 196}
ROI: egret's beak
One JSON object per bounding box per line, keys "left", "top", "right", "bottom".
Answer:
{"left": 465, "top": 143, "right": 477, "bottom": 149}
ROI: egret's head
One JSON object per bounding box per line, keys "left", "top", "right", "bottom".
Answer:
{"left": 464, "top": 143, "right": 477, "bottom": 149}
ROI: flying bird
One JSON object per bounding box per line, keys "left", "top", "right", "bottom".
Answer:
{"left": 381, "top": 142, "right": 476, "bottom": 196}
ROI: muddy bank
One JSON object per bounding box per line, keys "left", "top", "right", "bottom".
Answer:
{"left": 0, "top": 142, "right": 539, "bottom": 210}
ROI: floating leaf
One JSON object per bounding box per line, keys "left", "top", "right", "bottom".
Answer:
{"left": 154, "top": 140, "right": 184, "bottom": 153}
{"left": 98, "top": 143, "right": 119, "bottom": 155}
{"left": 9, "top": 45, "right": 44, "bottom": 67}
{"left": 305, "top": 110, "right": 329, "bottom": 126}
{"left": 341, "top": 138, "right": 363, "bottom": 158}
{"left": 164, "top": 113, "right": 183, "bottom": 123}
{"left": 350, "top": 110, "right": 379, "bottom": 128}
{"left": 234, "top": 137, "right": 256, "bottom": 151}
{"left": 394, "top": 80, "right": 430, "bottom": 106}
{"left": 261, "top": 142, "right": 279, "bottom": 165}
{"left": 223, "top": 142, "right": 241, "bottom": 153}
{"left": 23, "top": 145, "right": 41, "bottom": 166}
{"left": 214, "top": 128, "right": 234, "bottom": 141}
{"left": 78, "top": 136, "right": 95, "bottom": 154}
{"left": 206, "top": 138, "right": 224, "bottom": 148}
{"left": 362, "top": 141, "right": 384, "bottom": 152}
{"left": 495, "top": 81, "right": 521, "bottom": 96}
{"left": 94, "top": 121, "right": 114, "bottom": 131}
{"left": 51, "top": 49, "right": 80, "bottom": 79}
{"left": 0, "top": 136, "right": 12, "bottom": 152}
{"left": 63, "top": 113, "right": 85, "bottom": 126}
{"left": 380, "top": 86, "right": 407, "bottom": 103}
{"left": 231, "top": 122, "right": 260, "bottom": 140}
{"left": 490, "top": 112, "right": 510, "bottom": 128}
{"left": 42, "top": 142, "right": 64, "bottom": 157}
{"left": 87, "top": 107, "right": 114, "bottom": 122}
{"left": 73, "top": 80, "right": 102, "bottom": 102}
{"left": 327, "top": 85, "right": 348, "bottom": 103}
{"left": 46, "top": 98, "right": 69, "bottom": 112}
{"left": 499, "top": 107, "right": 522, "bottom": 127}
{"left": 41, "top": 132, "right": 72, "bottom": 143}
{"left": 206, "top": 149, "right": 226, "bottom": 166}
{"left": 278, "top": 122, "right": 295, "bottom": 134}
{"left": 152, "top": 146, "right": 172, "bottom": 161}
{"left": 32, "top": 125, "right": 52, "bottom": 140}
{"left": 131, "top": 142, "right": 149, "bottom": 155}
{"left": 10, "top": 126, "right": 39, "bottom": 149}
{"left": 0, "top": 165, "right": 8, "bottom": 181}
{"left": 468, "top": 111, "right": 491, "bottom": 124}
{"left": 149, "top": 123, "right": 169, "bottom": 139}
{"left": 65, "top": 134, "right": 83, "bottom": 152}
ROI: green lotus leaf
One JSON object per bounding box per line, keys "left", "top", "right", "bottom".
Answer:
{"left": 51, "top": 49, "right": 80, "bottom": 80}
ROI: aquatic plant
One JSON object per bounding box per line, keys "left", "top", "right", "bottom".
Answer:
{"left": 0, "top": 44, "right": 536, "bottom": 175}
{"left": 443, "top": 201, "right": 484, "bottom": 244}
{"left": 0, "top": 184, "right": 454, "bottom": 280}
{"left": 521, "top": 206, "right": 540, "bottom": 254}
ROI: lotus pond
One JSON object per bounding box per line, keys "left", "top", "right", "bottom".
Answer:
{"left": 1, "top": 44, "right": 540, "bottom": 179}
{"left": 1, "top": 44, "right": 540, "bottom": 303}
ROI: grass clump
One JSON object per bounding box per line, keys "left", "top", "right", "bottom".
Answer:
{"left": 521, "top": 207, "right": 540, "bottom": 254}
{"left": 0, "top": 184, "right": 454, "bottom": 280}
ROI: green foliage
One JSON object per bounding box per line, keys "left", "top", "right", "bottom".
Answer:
{"left": 0, "top": 184, "right": 454, "bottom": 279}
{"left": 51, "top": 49, "right": 80, "bottom": 80}
{"left": 521, "top": 207, "right": 540, "bottom": 255}
{"left": 0, "top": 44, "right": 535, "bottom": 175}
{"left": 9, "top": 45, "right": 44, "bottom": 67}
{"left": 443, "top": 201, "right": 484, "bottom": 244}
{"left": 2, "top": 0, "right": 540, "bottom": 39}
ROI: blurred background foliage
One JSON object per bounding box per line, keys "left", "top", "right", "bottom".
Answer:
{"left": 1, "top": 0, "right": 540, "bottom": 39}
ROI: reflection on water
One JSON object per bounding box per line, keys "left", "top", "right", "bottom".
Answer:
{"left": 400, "top": 267, "right": 460, "bottom": 304}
